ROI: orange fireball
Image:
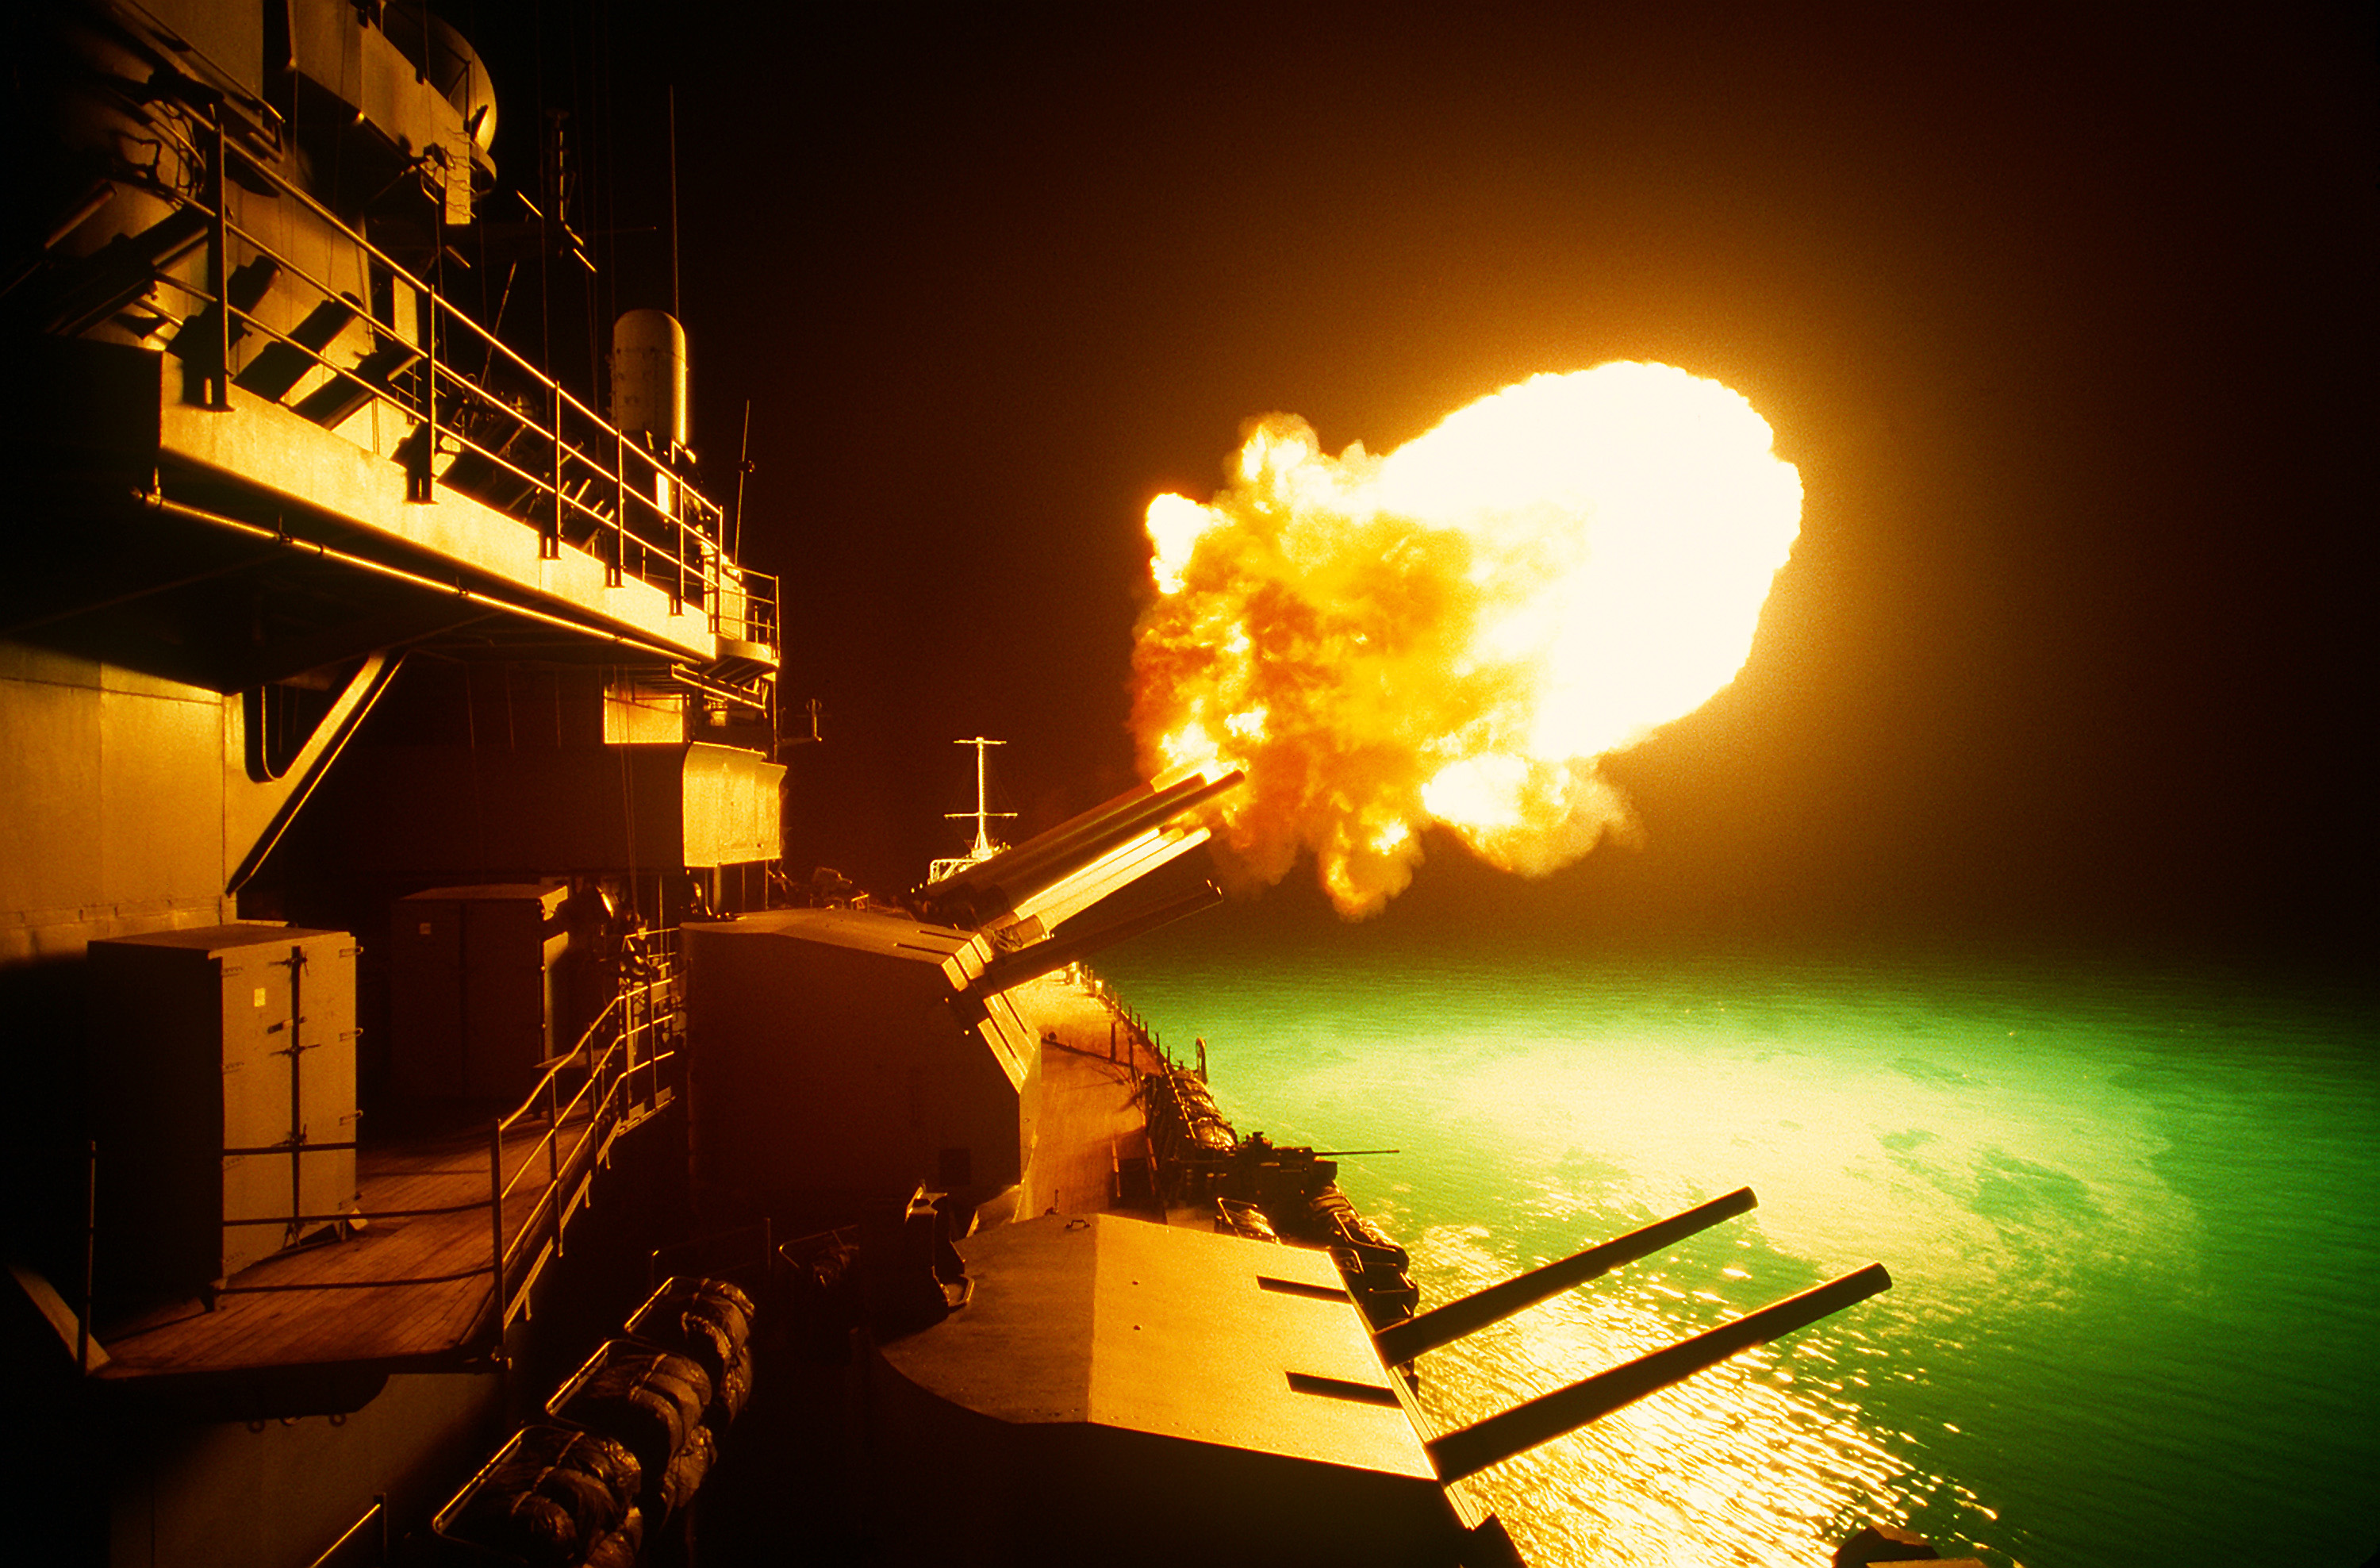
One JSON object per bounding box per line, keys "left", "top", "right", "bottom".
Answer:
{"left": 1132, "top": 363, "right": 1802, "bottom": 916}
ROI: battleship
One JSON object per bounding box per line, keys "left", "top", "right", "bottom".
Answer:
{"left": 0, "top": 5, "right": 1914, "bottom": 1565}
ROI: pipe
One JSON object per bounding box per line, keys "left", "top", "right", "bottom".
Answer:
{"left": 1374, "top": 1187, "right": 1757, "bottom": 1366}
{"left": 139, "top": 491, "right": 701, "bottom": 663}
{"left": 1425, "top": 1263, "right": 1893, "bottom": 1483}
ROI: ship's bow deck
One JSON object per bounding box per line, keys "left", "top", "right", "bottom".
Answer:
{"left": 1000, "top": 971, "right": 1165, "bottom": 1220}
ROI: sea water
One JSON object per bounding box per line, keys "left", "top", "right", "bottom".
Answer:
{"left": 1094, "top": 929, "right": 2378, "bottom": 1568}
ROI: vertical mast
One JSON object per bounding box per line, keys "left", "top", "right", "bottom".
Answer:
{"left": 950, "top": 736, "right": 1011, "bottom": 858}
{"left": 666, "top": 85, "right": 681, "bottom": 320}
{"left": 929, "top": 740, "right": 1019, "bottom": 883}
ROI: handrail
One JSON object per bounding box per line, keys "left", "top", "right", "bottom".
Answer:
{"left": 484, "top": 932, "right": 683, "bottom": 1330}
{"left": 162, "top": 934, "right": 685, "bottom": 1339}
{"left": 496, "top": 930, "right": 680, "bottom": 1141}
{"left": 301, "top": 1493, "right": 386, "bottom": 1568}
{"left": 120, "top": 104, "right": 780, "bottom": 656}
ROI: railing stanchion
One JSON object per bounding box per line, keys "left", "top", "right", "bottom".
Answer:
{"left": 611, "top": 429, "right": 628, "bottom": 588}
{"left": 547, "top": 379, "right": 564, "bottom": 559}
{"left": 417, "top": 286, "right": 439, "bottom": 502}
{"left": 152, "top": 122, "right": 779, "bottom": 658}
{"left": 674, "top": 477, "right": 687, "bottom": 615}
{"left": 299, "top": 1493, "right": 388, "bottom": 1568}
{"left": 546, "top": 1066, "right": 562, "bottom": 1255}
{"left": 488, "top": 1119, "right": 506, "bottom": 1335}
{"left": 81, "top": 1139, "right": 97, "bottom": 1372}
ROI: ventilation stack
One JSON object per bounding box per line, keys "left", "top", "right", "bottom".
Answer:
{"left": 612, "top": 309, "right": 690, "bottom": 517}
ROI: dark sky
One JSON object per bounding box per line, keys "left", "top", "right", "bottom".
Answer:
{"left": 483, "top": 3, "right": 2374, "bottom": 962}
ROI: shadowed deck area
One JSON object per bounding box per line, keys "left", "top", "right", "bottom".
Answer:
{"left": 93, "top": 1097, "right": 653, "bottom": 1381}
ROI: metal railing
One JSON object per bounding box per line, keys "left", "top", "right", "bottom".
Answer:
{"left": 489, "top": 930, "right": 682, "bottom": 1332}
{"left": 1079, "top": 966, "right": 1168, "bottom": 1069}
{"left": 94, "top": 932, "right": 685, "bottom": 1352}
{"left": 109, "top": 102, "right": 778, "bottom": 654}
{"left": 301, "top": 1494, "right": 387, "bottom": 1568}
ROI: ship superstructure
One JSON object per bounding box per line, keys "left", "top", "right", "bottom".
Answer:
{"left": 3, "top": 2, "right": 780, "bottom": 1561}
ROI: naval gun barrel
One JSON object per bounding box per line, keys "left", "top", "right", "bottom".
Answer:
{"left": 915, "top": 768, "right": 1242, "bottom": 928}
{"left": 1373, "top": 1186, "right": 1757, "bottom": 1366}
{"left": 1423, "top": 1262, "right": 1893, "bottom": 1483}
{"left": 975, "top": 882, "right": 1225, "bottom": 993}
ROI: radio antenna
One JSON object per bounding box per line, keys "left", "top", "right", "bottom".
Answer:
{"left": 666, "top": 84, "right": 681, "bottom": 319}
{"left": 733, "top": 398, "right": 752, "bottom": 558}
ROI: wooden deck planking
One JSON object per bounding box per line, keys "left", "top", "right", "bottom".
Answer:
{"left": 94, "top": 1110, "right": 608, "bottom": 1379}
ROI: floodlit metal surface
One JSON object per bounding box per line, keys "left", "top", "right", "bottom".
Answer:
{"left": 0, "top": 643, "right": 387, "bottom": 963}
{"left": 678, "top": 743, "right": 785, "bottom": 867}
{"left": 917, "top": 767, "right": 1242, "bottom": 926}
{"left": 712, "top": 905, "right": 999, "bottom": 989}
{"left": 290, "top": 0, "right": 493, "bottom": 179}
{"left": 610, "top": 310, "right": 689, "bottom": 450}
{"left": 977, "top": 882, "right": 1225, "bottom": 993}
{"left": 1009, "top": 822, "right": 1211, "bottom": 931}
{"left": 869, "top": 1213, "right": 1479, "bottom": 1566}
{"left": 159, "top": 384, "right": 713, "bottom": 660}
{"left": 0, "top": 5, "right": 777, "bottom": 1562}
{"left": 907, "top": 1213, "right": 1430, "bottom": 1473}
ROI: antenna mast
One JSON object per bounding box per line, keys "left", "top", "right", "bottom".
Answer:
{"left": 946, "top": 737, "right": 1017, "bottom": 859}
{"left": 666, "top": 84, "right": 681, "bottom": 318}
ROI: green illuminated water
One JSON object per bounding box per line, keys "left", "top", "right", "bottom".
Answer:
{"left": 1094, "top": 932, "right": 2378, "bottom": 1567}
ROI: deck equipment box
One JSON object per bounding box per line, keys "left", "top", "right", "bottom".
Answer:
{"left": 87, "top": 923, "right": 360, "bottom": 1293}
{"left": 390, "top": 882, "right": 569, "bottom": 1102}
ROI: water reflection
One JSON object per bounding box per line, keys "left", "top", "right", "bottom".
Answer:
{"left": 1409, "top": 1224, "right": 1992, "bottom": 1566}
{"left": 1094, "top": 943, "right": 2377, "bottom": 1568}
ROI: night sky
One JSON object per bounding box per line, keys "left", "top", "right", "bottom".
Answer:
{"left": 479, "top": 3, "right": 2374, "bottom": 964}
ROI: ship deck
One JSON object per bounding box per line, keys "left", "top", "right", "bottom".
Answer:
{"left": 92, "top": 1093, "right": 655, "bottom": 1385}
{"left": 85, "top": 971, "right": 1180, "bottom": 1390}
{"left": 1002, "top": 972, "right": 1168, "bottom": 1220}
